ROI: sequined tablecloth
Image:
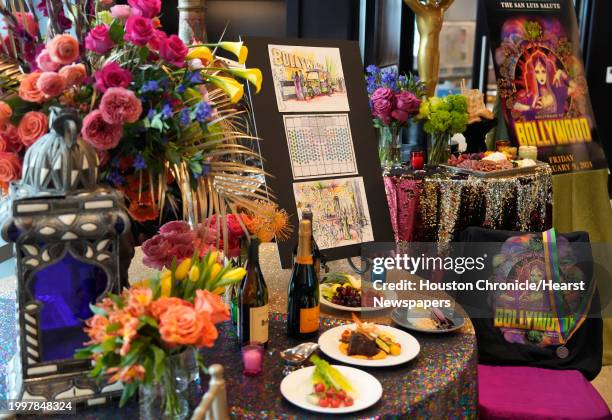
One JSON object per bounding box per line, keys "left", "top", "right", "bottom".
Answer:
{"left": 3, "top": 245, "right": 478, "bottom": 419}
{"left": 384, "top": 166, "right": 553, "bottom": 243}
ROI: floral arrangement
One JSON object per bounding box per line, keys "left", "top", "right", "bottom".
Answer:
{"left": 365, "top": 65, "right": 424, "bottom": 166}
{"left": 415, "top": 94, "right": 468, "bottom": 165}
{"left": 365, "top": 65, "right": 424, "bottom": 128}
{"left": 142, "top": 202, "right": 292, "bottom": 269}
{"left": 75, "top": 251, "right": 246, "bottom": 415}
{"left": 0, "top": 0, "right": 271, "bottom": 245}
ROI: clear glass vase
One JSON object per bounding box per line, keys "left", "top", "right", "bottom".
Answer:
{"left": 139, "top": 348, "right": 199, "bottom": 420}
{"left": 378, "top": 126, "right": 403, "bottom": 168}
{"left": 428, "top": 131, "right": 452, "bottom": 166}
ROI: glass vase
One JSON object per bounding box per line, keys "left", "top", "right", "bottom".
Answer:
{"left": 378, "top": 126, "right": 403, "bottom": 168}
{"left": 428, "top": 131, "right": 452, "bottom": 166}
{"left": 139, "top": 348, "right": 199, "bottom": 420}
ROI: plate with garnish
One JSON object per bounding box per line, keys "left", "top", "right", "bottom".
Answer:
{"left": 317, "top": 314, "right": 420, "bottom": 367}
{"left": 280, "top": 355, "right": 382, "bottom": 414}
{"left": 319, "top": 273, "right": 396, "bottom": 312}
{"left": 391, "top": 307, "right": 465, "bottom": 334}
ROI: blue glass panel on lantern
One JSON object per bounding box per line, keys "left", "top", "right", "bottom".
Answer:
{"left": 29, "top": 253, "right": 107, "bottom": 361}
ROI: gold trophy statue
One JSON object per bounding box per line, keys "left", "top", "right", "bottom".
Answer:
{"left": 403, "top": 0, "right": 455, "bottom": 97}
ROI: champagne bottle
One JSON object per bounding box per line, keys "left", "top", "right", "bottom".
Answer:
{"left": 287, "top": 219, "right": 320, "bottom": 338}
{"left": 293, "top": 207, "right": 326, "bottom": 277}
{"left": 238, "top": 238, "right": 269, "bottom": 345}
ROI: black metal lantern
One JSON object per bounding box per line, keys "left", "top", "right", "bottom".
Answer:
{"left": 1, "top": 108, "right": 132, "bottom": 405}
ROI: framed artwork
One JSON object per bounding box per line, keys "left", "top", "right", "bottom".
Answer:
{"left": 284, "top": 114, "right": 357, "bottom": 179}
{"left": 293, "top": 177, "right": 374, "bottom": 250}
{"left": 268, "top": 44, "right": 350, "bottom": 112}
{"left": 244, "top": 37, "right": 394, "bottom": 268}
{"left": 438, "top": 21, "right": 476, "bottom": 75}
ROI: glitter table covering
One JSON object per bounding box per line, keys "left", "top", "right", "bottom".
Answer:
{"left": 384, "top": 166, "right": 553, "bottom": 243}
{"left": 4, "top": 245, "right": 478, "bottom": 419}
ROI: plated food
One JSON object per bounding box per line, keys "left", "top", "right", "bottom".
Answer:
{"left": 391, "top": 307, "right": 465, "bottom": 334}
{"left": 446, "top": 152, "right": 540, "bottom": 173}
{"left": 280, "top": 358, "right": 382, "bottom": 414}
{"left": 339, "top": 314, "right": 402, "bottom": 360}
{"left": 318, "top": 316, "right": 420, "bottom": 367}
{"left": 319, "top": 273, "right": 394, "bottom": 312}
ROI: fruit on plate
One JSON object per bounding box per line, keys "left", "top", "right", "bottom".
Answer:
{"left": 338, "top": 314, "right": 402, "bottom": 360}
{"left": 308, "top": 355, "right": 355, "bottom": 408}
{"left": 320, "top": 273, "right": 363, "bottom": 308}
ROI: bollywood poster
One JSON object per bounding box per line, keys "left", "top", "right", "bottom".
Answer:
{"left": 268, "top": 45, "right": 349, "bottom": 112}
{"left": 483, "top": 0, "right": 607, "bottom": 173}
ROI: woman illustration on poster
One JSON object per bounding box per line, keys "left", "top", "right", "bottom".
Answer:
{"left": 513, "top": 50, "right": 575, "bottom": 118}
{"left": 293, "top": 71, "right": 305, "bottom": 100}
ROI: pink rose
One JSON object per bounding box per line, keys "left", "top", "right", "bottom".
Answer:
{"left": 372, "top": 98, "right": 392, "bottom": 125}
{"left": 142, "top": 234, "right": 172, "bottom": 269}
{"left": 124, "top": 15, "right": 154, "bottom": 47}
{"left": 35, "top": 49, "right": 60, "bottom": 72}
{"left": 59, "top": 64, "right": 87, "bottom": 87}
{"left": 0, "top": 151, "right": 22, "bottom": 183}
{"left": 159, "top": 35, "right": 188, "bottom": 67}
{"left": 81, "top": 110, "right": 123, "bottom": 150}
{"left": 194, "top": 290, "right": 230, "bottom": 324}
{"left": 147, "top": 29, "right": 167, "bottom": 51}
{"left": 128, "top": 0, "right": 161, "bottom": 19}
{"left": 226, "top": 214, "right": 245, "bottom": 238}
{"left": 99, "top": 87, "right": 142, "bottom": 124}
{"left": 167, "top": 242, "right": 194, "bottom": 266}
{"left": 36, "top": 72, "right": 66, "bottom": 98}
{"left": 394, "top": 91, "right": 421, "bottom": 115}
{"left": 160, "top": 220, "right": 192, "bottom": 236}
{"left": 371, "top": 87, "right": 394, "bottom": 103}
{"left": 391, "top": 109, "right": 409, "bottom": 124}
{"left": 110, "top": 5, "right": 132, "bottom": 21}
{"left": 94, "top": 62, "right": 133, "bottom": 93}
{"left": 85, "top": 25, "right": 115, "bottom": 55}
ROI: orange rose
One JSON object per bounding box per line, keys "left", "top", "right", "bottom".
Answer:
{"left": 159, "top": 304, "right": 218, "bottom": 348}
{"left": 47, "top": 34, "right": 80, "bottom": 65}
{"left": 18, "top": 72, "right": 45, "bottom": 103}
{"left": 0, "top": 151, "right": 21, "bottom": 182}
{"left": 18, "top": 111, "right": 48, "bottom": 147}
{"left": 0, "top": 101, "right": 12, "bottom": 125}
{"left": 194, "top": 289, "right": 230, "bottom": 324}
{"left": 59, "top": 64, "right": 87, "bottom": 87}
{"left": 36, "top": 71, "right": 66, "bottom": 98}
{"left": 150, "top": 297, "right": 191, "bottom": 319}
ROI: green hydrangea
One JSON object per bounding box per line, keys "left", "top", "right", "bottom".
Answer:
{"left": 419, "top": 94, "right": 468, "bottom": 135}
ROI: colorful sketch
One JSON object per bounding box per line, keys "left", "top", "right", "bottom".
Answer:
{"left": 268, "top": 44, "right": 349, "bottom": 112}
{"left": 293, "top": 177, "right": 374, "bottom": 250}
{"left": 284, "top": 114, "right": 357, "bottom": 179}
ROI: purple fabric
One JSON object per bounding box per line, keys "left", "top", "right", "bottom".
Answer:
{"left": 478, "top": 365, "right": 611, "bottom": 420}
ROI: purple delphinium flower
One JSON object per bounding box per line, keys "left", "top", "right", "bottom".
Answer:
{"left": 141, "top": 80, "right": 159, "bottom": 93}
{"left": 195, "top": 101, "right": 212, "bottom": 122}
{"left": 107, "top": 169, "right": 124, "bottom": 186}
{"left": 179, "top": 108, "right": 191, "bottom": 125}
{"left": 133, "top": 154, "right": 146, "bottom": 170}
{"left": 161, "top": 103, "right": 173, "bottom": 120}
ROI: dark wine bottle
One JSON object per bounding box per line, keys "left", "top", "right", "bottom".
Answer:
{"left": 287, "top": 219, "right": 320, "bottom": 338}
{"left": 293, "top": 207, "right": 326, "bottom": 277}
{"left": 238, "top": 238, "right": 269, "bottom": 345}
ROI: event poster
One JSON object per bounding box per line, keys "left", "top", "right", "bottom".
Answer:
{"left": 268, "top": 45, "right": 349, "bottom": 112}
{"left": 483, "top": 0, "right": 607, "bottom": 173}
{"left": 283, "top": 114, "right": 358, "bottom": 179}
{"left": 292, "top": 177, "right": 374, "bottom": 249}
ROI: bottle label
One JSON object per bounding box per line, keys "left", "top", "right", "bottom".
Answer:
{"left": 296, "top": 256, "right": 313, "bottom": 264}
{"left": 299, "top": 305, "right": 320, "bottom": 333}
{"left": 249, "top": 304, "right": 269, "bottom": 343}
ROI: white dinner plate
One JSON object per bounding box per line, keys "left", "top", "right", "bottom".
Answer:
{"left": 280, "top": 365, "right": 382, "bottom": 414}
{"left": 318, "top": 323, "right": 420, "bottom": 367}
{"left": 319, "top": 287, "right": 397, "bottom": 312}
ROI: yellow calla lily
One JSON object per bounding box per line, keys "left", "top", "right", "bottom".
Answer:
{"left": 187, "top": 46, "right": 213, "bottom": 63}
{"left": 160, "top": 272, "right": 172, "bottom": 297}
{"left": 229, "top": 68, "right": 262, "bottom": 93}
{"left": 218, "top": 42, "right": 248, "bottom": 64}
{"left": 175, "top": 258, "right": 192, "bottom": 281}
{"left": 222, "top": 267, "right": 247, "bottom": 282}
{"left": 132, "top": 279, "right": 150, "bottom": 288}
{"left": 209, "top": 263, "right": 222, "bottom": 281}
{"left": 213, "top": 287, "right": 225, "bottom": 295}
{"left": 189, "top": 265, "right": 200, "bottom": 282}
{"left": 207, "top": 251, "right": 219, "bottom": 266}
{"left": 210, "top": 75, "right": 244, "bottom": 103}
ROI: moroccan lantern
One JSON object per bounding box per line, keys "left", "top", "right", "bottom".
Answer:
{"left": 1, "top": 108, "right": 132, "bottom": 404}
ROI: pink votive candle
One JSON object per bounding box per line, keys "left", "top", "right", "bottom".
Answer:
{"left": 242, "top": 343, "right": 264, "bottom": 376}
